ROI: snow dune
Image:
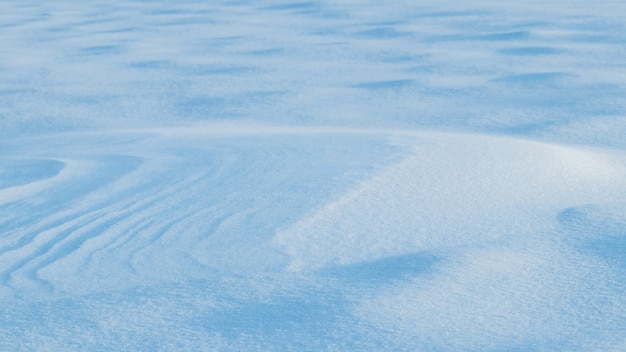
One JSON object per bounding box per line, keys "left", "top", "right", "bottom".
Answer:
{"left": 276, "top": 131, "right": 626, "bottom": 271}
{"left": 2, "top": 126, "right": 626, "bottom": 350}
{"left": 2, "top": 0, "right": 626, "bottom": 350}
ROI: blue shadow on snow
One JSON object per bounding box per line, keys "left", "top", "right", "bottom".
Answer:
{"left": 558, "top": 206, "right": 626, "bottom": 269}
{"left": 321, "top": 252, "right": 439, "bottom": 285}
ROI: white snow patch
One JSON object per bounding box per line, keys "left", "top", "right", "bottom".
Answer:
{"left": 274, "top": 131, "right": 626, "bottom": 272}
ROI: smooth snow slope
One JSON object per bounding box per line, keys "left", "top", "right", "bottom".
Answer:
{"left": 2, "top": 0, "right": 626, "bottom": 351}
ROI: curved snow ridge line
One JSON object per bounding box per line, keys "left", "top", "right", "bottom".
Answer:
{"left": 2, "top": 168, "right": 211, "bottom": 294}
{"left": 3, "top": 138, "right": 291, "bottom": 295}
{"left": 1, "top": 133, "right": 320, "bottom": 295}
{"left": 115, "top": 124, "right": 489, "bottom": 139}
{"left": 0, "top": 154, "right": 142, "bottom": 208}
{"left": 122, "top": 124, "right": 396, "bottom": 137}
{"left": 0, "top": 158, "right": 64, "bottom": 190}
{"left": 0, "top": 157, "right": 152, "bottom": 288}
{"left": 0, "top": 155, "right": 144, "bottom": 253}
{"left": 0, "top": 158, "right": 77, "bottom": 205}
{"left": 273, "top": 131, "right": 626, "bottom": 272}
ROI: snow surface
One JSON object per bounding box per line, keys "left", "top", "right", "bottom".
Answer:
{"left": 2, "top": 1, "right": 626, "bottom": 351}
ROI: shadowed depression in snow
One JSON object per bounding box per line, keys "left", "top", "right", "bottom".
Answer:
{"left": 1, "top": 0, "right": 626, "bottom": 351}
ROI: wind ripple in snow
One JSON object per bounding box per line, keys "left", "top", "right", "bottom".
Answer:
{"left": 0, "top": 128, "right": 401, "bottom": 298}
{"left": 2, "top": 127, "right": 626, "bottom": 350}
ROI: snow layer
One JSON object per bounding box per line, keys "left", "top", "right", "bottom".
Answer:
{"left": 2, "top": 0, "right": 626, "bottom": 351}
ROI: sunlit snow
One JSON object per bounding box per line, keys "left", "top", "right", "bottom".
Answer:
{"left": 2, "top": 1, "right": 626, "bottom": 351}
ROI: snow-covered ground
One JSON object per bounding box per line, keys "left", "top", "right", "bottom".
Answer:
{"left": 2, "top": 1, "right": 626, "bottom": 351}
